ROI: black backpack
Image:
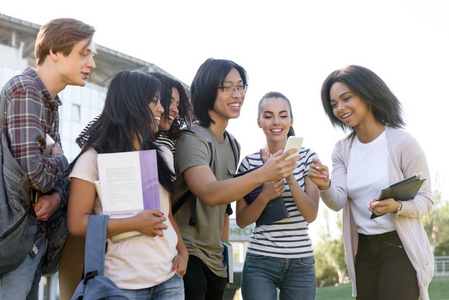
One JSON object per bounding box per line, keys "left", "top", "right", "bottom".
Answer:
{"left": 0, "top": 83, "right": 37, "bottom": 275}
{"left": 172, "top": 124, "right": 240, "bottom": 225}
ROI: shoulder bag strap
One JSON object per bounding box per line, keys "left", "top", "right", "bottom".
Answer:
{"left": 83, "top": 215, "right": 109, "bottom": 281}
{"left": 0, "top": 86, "right": 7, "bottom": 129}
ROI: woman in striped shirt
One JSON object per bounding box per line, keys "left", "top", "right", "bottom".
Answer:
{"left": 236, "top": 91, "right": 320, "bottom": 300}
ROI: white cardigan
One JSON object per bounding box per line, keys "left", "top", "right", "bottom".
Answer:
{"left": 320, "top": 126, "right": 434, "bottom": 300}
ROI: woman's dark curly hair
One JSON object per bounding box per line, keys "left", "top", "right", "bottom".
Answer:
{"left": 148, "top": 72, "right": 192, "bottom": 140}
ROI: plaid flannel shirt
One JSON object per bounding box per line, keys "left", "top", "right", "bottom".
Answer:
{"left": 3, "top": 67, "right": 69, "bottom": 206}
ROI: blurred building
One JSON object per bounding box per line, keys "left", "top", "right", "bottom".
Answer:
{"left": 0, "top": 13, "right": 189, "bottom": 162}
{"left": 0, "top": 13, "right": 193, "bottom": 300}
{"left": 0, "top": 13, "right": 252, "bottom": 300}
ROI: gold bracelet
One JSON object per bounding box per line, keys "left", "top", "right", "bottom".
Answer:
{"left": 393, "top": 201, "right": 403, "bottom": 219}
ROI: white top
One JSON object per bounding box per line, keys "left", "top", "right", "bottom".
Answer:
{"left": 320, "top": 127, "right": 434, "bottom": 300}
{"left": 70, "top": 147, "right": 178, "bottom": 289}
{"left": 347, "top": 131, "right": 395, "bottom": 234}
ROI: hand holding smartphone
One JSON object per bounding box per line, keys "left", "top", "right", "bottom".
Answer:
{"left": 284, "top": 136, "right": 303, "bottom": 160}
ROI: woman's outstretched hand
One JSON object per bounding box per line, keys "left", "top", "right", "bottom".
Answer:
{"left": 308, "top": 158, "right": 331, "bottom": 190}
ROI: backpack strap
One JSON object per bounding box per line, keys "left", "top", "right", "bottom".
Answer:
{"left": 224, "top": 130, "right": 240, "bottom": 170}
{"left": 0, "top": 86, "right": 7, "bottom": 129}
{"left": 83, "top": 215, "right": 109, "bottom": 282}
{"left": 72, "top": 214, "right": 128, "bottom": 299}
{"left": 171, "top": 189, "right": 192, "bottom": 215}
{"left": 173, "top": 125, "right": 240, "bottom": 222}
{"left": 0, "top": 75, "right": 29, "bottom": 130}
{"left": 223, "top": 130, "right": 239, "bottom": 216}
{"left": 0, "top": 78, "right": 36, "bottom": 219}
{"left": 189, "top": 124, "right": 215, "bottom": 166}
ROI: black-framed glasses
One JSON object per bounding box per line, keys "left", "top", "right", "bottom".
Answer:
{"left": 217, "top": 84, "right": 248, "bottom": 94}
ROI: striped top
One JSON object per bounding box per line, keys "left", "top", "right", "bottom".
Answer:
{"left": 238, "top": 147, "right": 318, "bottom": 258}
{"left": 155, "top": 131, "right": 175, "bottom": 155}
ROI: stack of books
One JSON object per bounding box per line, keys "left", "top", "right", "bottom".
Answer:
{"left": 221, "top": 240, "right": 233, "bottom": 283}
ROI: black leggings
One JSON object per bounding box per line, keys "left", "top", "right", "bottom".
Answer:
{"left": 183, "top": 255, "right": 227, "bottom": 300}
{"left": 355, "top": 231, "right": 419, "bottom": 300}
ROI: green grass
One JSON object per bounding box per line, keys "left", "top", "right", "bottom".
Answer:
{"left": 316, "top": 282, "right": 352, "bottom": 300}
{"left": 428, "top": 276, "right": 449, "bottom": 300}
{"left": 315, "top": 276, "right": 449, "bottom": 300}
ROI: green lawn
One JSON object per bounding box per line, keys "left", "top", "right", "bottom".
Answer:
{"left": 316, "top": 276, "right": 449, "bottom": 300}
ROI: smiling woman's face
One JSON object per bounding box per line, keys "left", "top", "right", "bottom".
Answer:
{"left": 158, "top": 87, "right": 180, "bottom": 131}
{"left": 257, "top": 97, "right": 293, "bottom": 143}
{"left": 329, "top": 81, "right": 371, "bottom": 129}
{"left": 149, "top": 95, "right": 164, "bottom": 133}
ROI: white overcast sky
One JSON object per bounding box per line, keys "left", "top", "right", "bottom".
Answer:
{"left": 3, "top": 1, "right": 449, "bottom": 234}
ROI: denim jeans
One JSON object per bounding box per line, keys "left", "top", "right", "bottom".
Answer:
{"left": 0, "top": 232, "right": 46, "bottom": 300}
{"left": 241, "top": 253, "right": 316, "bottom": 300}
{"left": 120, "top": 273, "right": 184, "bottom": 300}
{"left": 355, "top": 231, "right": 419, "bottom": 300}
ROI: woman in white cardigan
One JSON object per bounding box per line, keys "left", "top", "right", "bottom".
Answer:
{"left": 308, "top": 65, "right": 434, "bottom": 300}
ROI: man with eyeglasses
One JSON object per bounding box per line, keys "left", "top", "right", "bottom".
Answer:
{"left": 173, "top": 58, "right": 299, "bottom": 300}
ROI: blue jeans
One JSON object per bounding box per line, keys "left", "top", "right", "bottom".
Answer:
{"left": 0, "top": 233, "right": 46, "bottom": 300}
{"left": 121, "top": 273, "right": 184, "bottom": 300}
{"left": 355, "top": 231, "right": 419, "bottom": 300}
{"left": 241, "top": 253, "right": 316, "bottom": 300}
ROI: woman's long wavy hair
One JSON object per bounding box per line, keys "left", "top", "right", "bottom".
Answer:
{"left": 148, "top": 72, "right": 192, "bottom": 140}
{"left": 69, "top": 70, "right": 175, "bottom": 192}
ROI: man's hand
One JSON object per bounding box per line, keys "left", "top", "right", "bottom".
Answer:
{"left": 50, "top": 143, "right": 63, "bottom": 155}
{"left": 34, "top": 192, "right": 61, "bottom": 221}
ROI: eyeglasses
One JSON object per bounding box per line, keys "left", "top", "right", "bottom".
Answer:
{"left": 217, "top": 84, "right": 248, "bottom": 94}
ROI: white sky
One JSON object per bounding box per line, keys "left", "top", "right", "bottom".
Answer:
{"left": 2, "top": 0, "right": 449, "bottom": 237}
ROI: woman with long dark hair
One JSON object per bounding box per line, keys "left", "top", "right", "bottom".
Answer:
{"left": 67, "top": 70, "right": 187, "bottom": 299}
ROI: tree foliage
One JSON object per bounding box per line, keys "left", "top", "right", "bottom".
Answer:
{"left": 422, "top": 184, "right": 449, "bottom": 255}
{"left": 314, "top": 209, "right": 347, "bottom": 287}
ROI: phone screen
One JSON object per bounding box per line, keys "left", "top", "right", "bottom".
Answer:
{"left": 284, "top": 137, "right": 303, "bottom": 160}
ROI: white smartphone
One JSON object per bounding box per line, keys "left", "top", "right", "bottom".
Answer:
{"left": 284, "top": 136, "right": 303, "bottom": 160}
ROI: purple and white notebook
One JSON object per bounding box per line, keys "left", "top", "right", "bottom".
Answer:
{"left": 97, "top": 150, "right": 160, "bottom": 219}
